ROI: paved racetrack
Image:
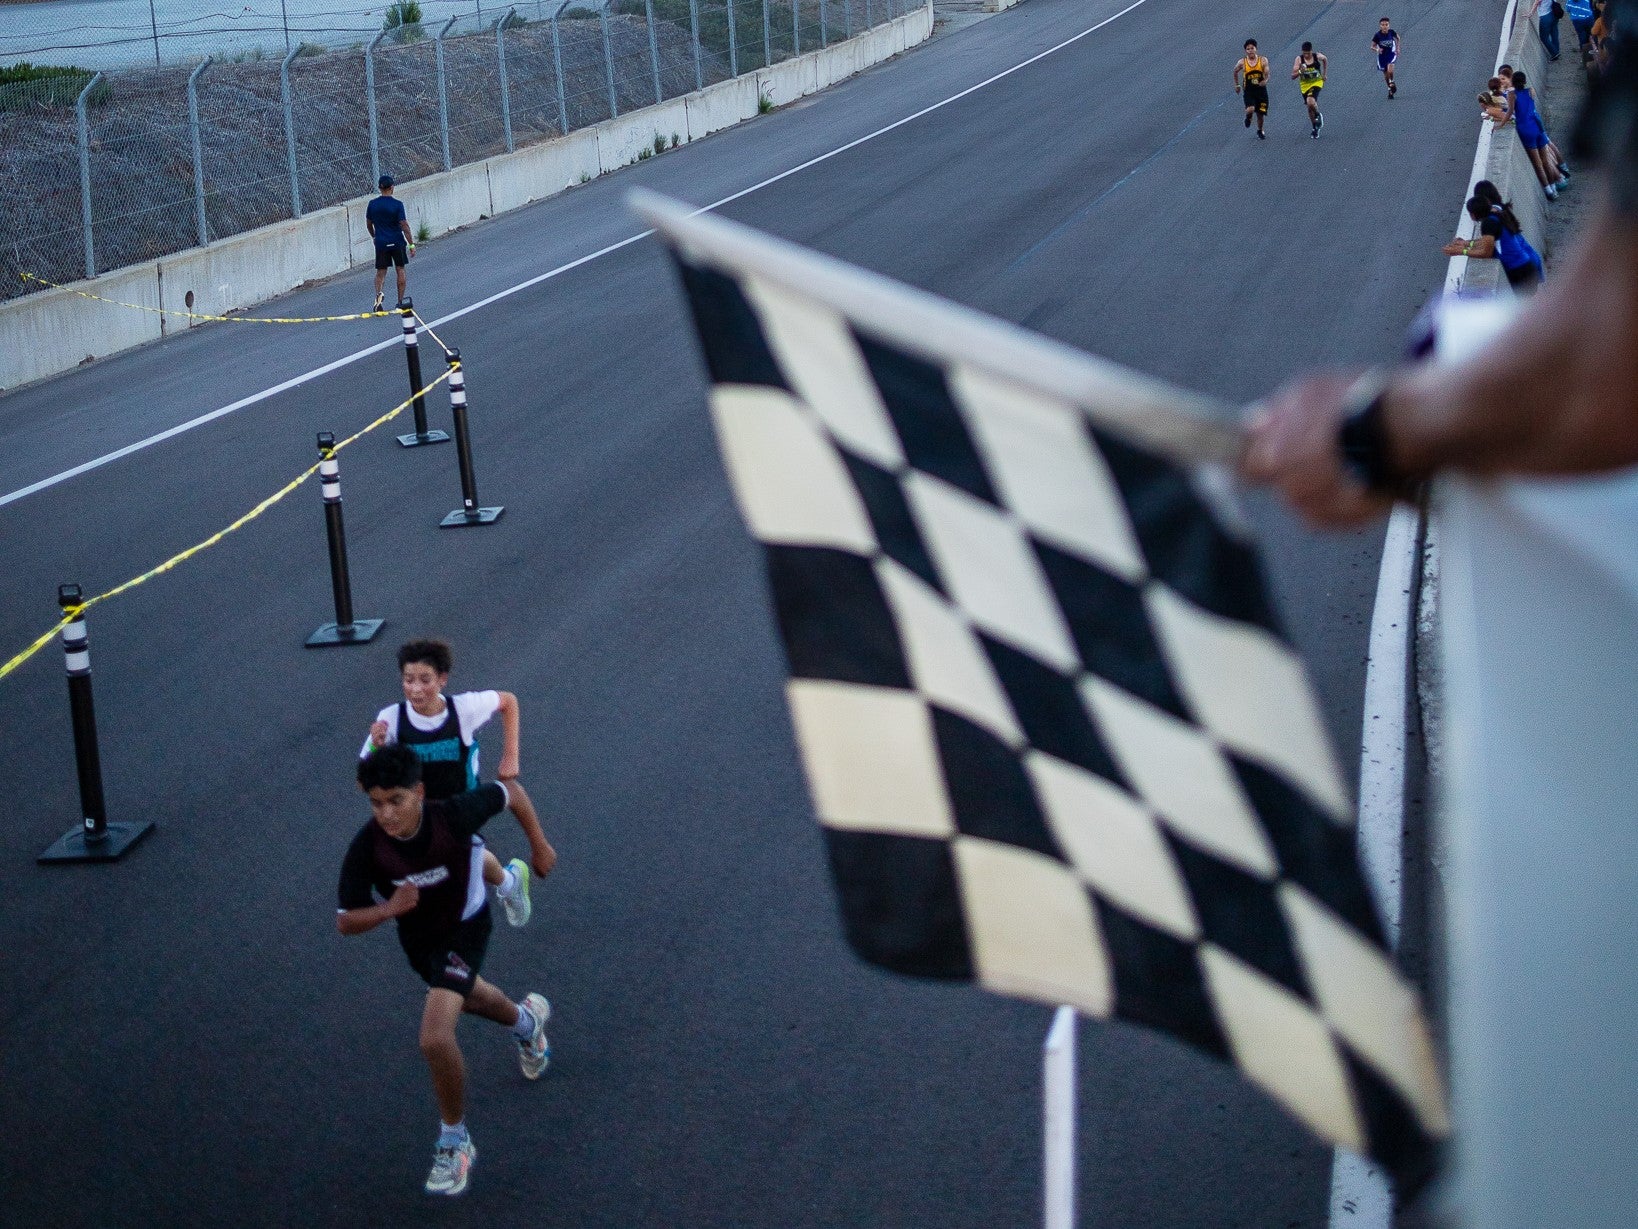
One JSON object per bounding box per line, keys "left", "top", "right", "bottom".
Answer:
{"left": 0, "top": 0, "right": 1501, "bottom": 1224}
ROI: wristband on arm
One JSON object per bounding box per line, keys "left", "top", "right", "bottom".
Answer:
{"left": 1336, "top": 370, "right": 1420, "bottom": 496}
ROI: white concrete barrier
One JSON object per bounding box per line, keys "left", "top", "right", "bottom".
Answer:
{"left": 488, "top": 129, "right": 601, "bottom": 213}
{"left": 162, "top": 206, "right": 353, "bottom": 324}
{"left": 686, "top": 75, "right": 762, "bottom": 141}
{"left": 1464, "top": 8, "right": 1549, "bottom": 295}
{"left": 0, "top": 264, "right": 162, "bottom": 391}
{"left": 596, "top": 98, "right": 692, "bottom": 172}
{"left": 0, "top": 4, "right": 934, "bottom": 392}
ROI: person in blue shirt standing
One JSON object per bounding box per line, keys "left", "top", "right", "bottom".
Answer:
{"left": 1565, "top": 0, "right": 1597, "bottom": 61}
{"left": 366, "top": 173, "right": 415, "bottom": 312}
{"left": 1372, "top": 17, "right": 1401, "bottom": 98}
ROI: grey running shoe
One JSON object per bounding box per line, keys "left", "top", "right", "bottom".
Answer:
{"left": 425, "top": 1138, "right": 475, "bottom": 1196}
{"left": 500, "top": 857, "right": 532, "bottom": 928}
{"left": 518, "top": 992, "right": 551, "bottom": 1079}
{"left": 372, "top": 292, "right": 384, "bottom": 313}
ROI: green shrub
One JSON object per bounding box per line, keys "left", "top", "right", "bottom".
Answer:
{"left": 0, "top": 62, "right": 107, "bottom": 111}
{"left": 383, "top": 0, "right": 426, "bottom": 40}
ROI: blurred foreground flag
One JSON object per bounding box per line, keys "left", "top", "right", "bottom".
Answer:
{"left": 631, "top": 191, "right": 1449, "bottom": 1187}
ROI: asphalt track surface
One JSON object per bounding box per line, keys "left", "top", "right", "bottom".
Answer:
{"left": 0, "top": 0, "right": 1500, "bottom": 1224}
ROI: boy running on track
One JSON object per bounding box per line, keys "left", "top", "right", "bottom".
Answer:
{"left": 1293, "top": 42, "right": 1328, "bottom": 137}
{"left": 1236, "top": 39, "right": 1272, "bottom": 139}
{"left": 363, "top": 639, "right": 534, "bottom": 928}
{"left": 1373, "top": 18, "right": 1401, "bottom": 98}
{"left": 339, "top": 746, "right": 557, "bottom": 1197}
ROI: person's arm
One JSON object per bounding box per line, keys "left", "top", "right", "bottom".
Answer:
{"left": 366, "top": 214, "right": 376, "bottom": 240}
{"left": 502, "top": 779, "right": 557, "bottom": 878}
{"left": 1318, "top": 52, "right": 1328, "bottom": 75}
{"left": 337, "top": 883, "right": 418, "bottom": 936}
{"left": 495, "top": 691, "right": 521, "bottom": 779}
{"left": 1441, "top": 232, "right": 1498, "bottom": 258}
{"left": 1234, "top": 61, "right": 1244, "bottom": 90}
{"left": 1243, "top": 207, "right": 1638, "bottom": 524}
{"left": 1292, "top": 56, "right": 1303, "bottom": 79}
{"left": 399, "top": 216, "right": 414, "bottom": 250}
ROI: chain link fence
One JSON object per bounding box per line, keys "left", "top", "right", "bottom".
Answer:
{"left": 0, "top": 0, "right": 910, "bottom": 303}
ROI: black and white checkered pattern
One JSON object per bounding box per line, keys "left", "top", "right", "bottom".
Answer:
{"left": 645, "top": 198, "right": 1449, "bottom": 1187}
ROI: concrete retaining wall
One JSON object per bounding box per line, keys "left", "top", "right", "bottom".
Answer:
{"left": 1464, "top": 10, "right": 1549, "bottom": 295}
{"left": 0, "top": 2, "right": 933, "bottom": 393}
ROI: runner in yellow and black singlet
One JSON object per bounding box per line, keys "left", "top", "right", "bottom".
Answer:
{"left": 1235, "top": 40, "right": 1271, "bottom": 139}
{"left": 1292, "top": 41, "right": 1328, "bottom": 138}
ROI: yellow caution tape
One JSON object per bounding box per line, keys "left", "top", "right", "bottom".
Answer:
{"left": 19, "top": 271, "right": 394, "bottom": 324}
{"left": 0, "top": 364, "right": 457, "bottom": 684}
{"left": 412, "top": 308, "right": 455, "bottom": 357}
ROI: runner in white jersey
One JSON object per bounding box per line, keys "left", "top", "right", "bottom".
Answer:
{"left": 363, "top": 638, "right": 535, "bottom": 926}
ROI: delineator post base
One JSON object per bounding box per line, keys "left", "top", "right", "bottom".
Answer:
{"left": 440, "top": 507, "right": 504, "bottom": 527}
{"left": 305, "top": 618, "right": 385, "bottom": 647}
{"left": 38, "top": 820, "right": 155, "bottom": 864}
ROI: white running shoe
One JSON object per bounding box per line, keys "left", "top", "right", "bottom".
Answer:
{"left": 500, "top": 857, "right": 532, "bottom": 928}
{"left": 425, "top": 1137, "right": 475, "bottom": 1196}
{"left": 518, "top": 992, "right": 551, "bottom": 1079}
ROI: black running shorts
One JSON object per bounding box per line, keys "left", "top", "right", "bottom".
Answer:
{"left": 401, "top": 908, "right": 492, "bottom": 995}
{"left": 1244, "top": 83, "right": 1270, "bottom": 113}
{"left": 375, "top": 243, "right": 408, "bottom": 270}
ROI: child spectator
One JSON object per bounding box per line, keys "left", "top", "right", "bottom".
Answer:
{"left": 1442, "top": 189, "right": 1546, "bottom": 294}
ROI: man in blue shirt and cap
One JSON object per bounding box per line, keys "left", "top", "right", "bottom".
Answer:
{"left": 367, "top": 174, "right": 414, "bottom": 312}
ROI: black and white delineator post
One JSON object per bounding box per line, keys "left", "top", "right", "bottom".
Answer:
{"left": 306, "top": 432, "right": 384, "bottom": 646}
{"left": 439, "top": 349, "right": 504, "bottom": 527}
{"left": 37, "top": 585, "right": 155, "bottom": 864}
{"left": 394, "top": 298, "right": 449, "bottom": 448}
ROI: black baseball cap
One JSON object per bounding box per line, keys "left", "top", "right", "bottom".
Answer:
{"left": 378, "top": 174, "right": 394, "bottom": 188}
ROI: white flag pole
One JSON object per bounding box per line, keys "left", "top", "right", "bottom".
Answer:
{"left": 1044, "top": 1006, "right": 1079, "bottom": 1229}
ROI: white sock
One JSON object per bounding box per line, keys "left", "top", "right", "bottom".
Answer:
{"left": 438, "top": 1120, "right": 468, "bottom": 1147}
{"left": 497, "top": 865, "right": 519, "bottom": 898}
{"left": 511, "top": 1004, "right": 537, "bottom": 1040}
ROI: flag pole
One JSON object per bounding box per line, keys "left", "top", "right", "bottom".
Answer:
{"left": 1044, "top": 1006, "right": 1079, "bottom": 1229}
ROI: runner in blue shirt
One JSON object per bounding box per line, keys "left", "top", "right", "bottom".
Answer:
{"left": 366, "top": 174, "right": 415, "bottom": 312}
{"left": 1372, "top": 17, "right": 1401, "bottom": 98}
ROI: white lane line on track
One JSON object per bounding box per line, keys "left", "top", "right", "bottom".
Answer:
{"left": 0, "top": 0, "right": 1154, "bottom": 512}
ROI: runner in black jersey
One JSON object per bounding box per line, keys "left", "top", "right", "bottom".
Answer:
{"left": 338, "top": 745, "right": 557, "bottom": 1197}
{"left": 1293, "top": 42, "right": 1328, "bottom": 138}
{"left": 1236, "top": 40, "right": 1272, "bottom": 139}
{"left": 363, "top": 639, "right": 533, "bottom": 926}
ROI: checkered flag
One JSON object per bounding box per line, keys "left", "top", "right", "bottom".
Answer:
{"left": 632, "top": 193, "right": 1449, "bottom": 1187}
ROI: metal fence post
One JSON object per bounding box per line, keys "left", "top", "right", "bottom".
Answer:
{"left": 727, "top": 0, "right": 738, "bottom": 76}
{"left": 841, "top": 0, "right": 851, "bottom": 41}
{"left": 864, "top": 0, "right": 871, "bottom": 30}
{"left": 76, "top": 72, "right": 102, "bottom": 280}
{"left": 280, "top": 46, "right": 302, "bottom": 218}
{"left": 365, "top": 32, "right": 385, "bottom": 187}
{"left": 597, "top": 4, "right": 618, "bottom": 117}
{"left": 644, "top": 0, "right": 663, "bottom": 103}
{"left": 187, "top": 59, "right": 211, "bottom": 248}
{"left": 435, "top": 16, "right": 457, "bottom": 170}
{"left": 792, "top": 0, "right": 800, "bottom": 55}
{"left": 549, "top": 6, "right": 569, "bottom": 135}
{"left": 762, "top": 0, "right": 771, "bottom": 67}
{"left": 819, "top": 0, "right": 827, "bottom": 47}
{"left": 497, "top": 10, "right": 516, "bottom": 152}
{"left": 688, "top": 0, "right": 703, "bottom": 89}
